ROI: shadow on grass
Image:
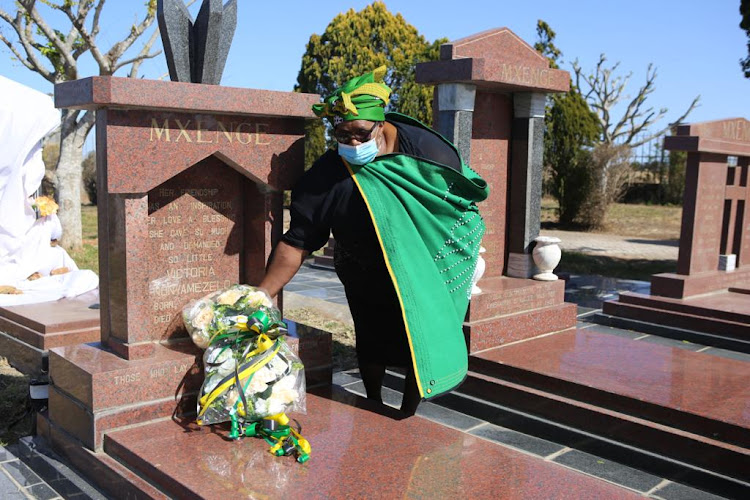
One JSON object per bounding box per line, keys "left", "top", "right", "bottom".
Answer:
{"left": 558, "top": 251, "right": 677, "bottom": 282}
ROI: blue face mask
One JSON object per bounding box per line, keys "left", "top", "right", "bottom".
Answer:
{"left": 337, "top": 137, "right": 379, "bottom": 165}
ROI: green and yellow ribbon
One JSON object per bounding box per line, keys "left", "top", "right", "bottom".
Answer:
{"left": 312, "top": 66, "right": 392, "bottom": 123}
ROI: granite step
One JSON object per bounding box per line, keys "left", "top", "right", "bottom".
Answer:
{"left": 464, "top": 328, "right": 750, "bottom": 490}
{"left": 603, "top": 298, "right": 750, "bottom": 341}
{"left": 0, "top": 319, "right": 100, "bottom": 350}
{"left": 100, "top": 387, "right": 643, "bottom": 499}
{"left": 35, "top": 412, "right": 170, "bottom": 499}
{"left": 351, "top": 370, "right": 741, "bottom": 499}
{"left": 464, "top": 302, "right": 577, "bottom": 352}
{"left": 591, "top": 311, "right": 750, "bottom": 354}
{"left": 468, "top": 276, "right": 565, "bottom": 318}
{"left": 457, "top": 371, "right": 750, "bottom": 495}
{"left": 613, "top": 290, "right": 750, "bottom": 325}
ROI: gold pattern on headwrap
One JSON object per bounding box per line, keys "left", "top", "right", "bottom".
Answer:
{"left": 312, "top": 66, "right": 392, "bottom": 123}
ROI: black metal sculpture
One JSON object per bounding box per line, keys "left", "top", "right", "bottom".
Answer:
{"left": 157, "top": 0, "right": 237, "bottom": 84}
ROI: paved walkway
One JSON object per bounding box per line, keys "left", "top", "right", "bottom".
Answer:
{"left": 541, "top": 229, "right": 679, "bottom": 261}
{"left": 285, "top": 261, "right": 653, "bottom": 320}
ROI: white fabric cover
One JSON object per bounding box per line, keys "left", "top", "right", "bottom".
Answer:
{"left": 0, "top": 76, "right": 98, "bottom": 305}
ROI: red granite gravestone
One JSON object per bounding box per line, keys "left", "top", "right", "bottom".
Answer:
{"left": 604, "top": 118, "right": 750, "bottom": 343}
{"left": 416, "top": 28, "right": 577, "bottom": 351}
{"left": 39, "top": 77, "right": 319, "bottom": 453}
{"left": 0, "top": 291, "right": 99, "bottom": 376}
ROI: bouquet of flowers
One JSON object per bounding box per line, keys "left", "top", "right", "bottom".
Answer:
{"left": 32, "top": 196, "right": 58, "bottom": 217}
{"left": 183, "top": 285, "right": 306, "bottom": 427}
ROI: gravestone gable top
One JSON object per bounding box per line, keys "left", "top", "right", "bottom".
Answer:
{"left": 665, "top": 118, "right": 750, "bottom": 157}
{"left": 416, "top": 27, "right": 569, "bottom": 93}
{"left": 56, "top": 76, "right": 319, "bottom": 193}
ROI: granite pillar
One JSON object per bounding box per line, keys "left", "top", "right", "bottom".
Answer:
{"left": 416, "top": 28, "right": 576, "bottom": 351}
{"left": 507, "top": 92, "right": 546, "bottom": 278}
{"left": 435, "top": 82, "right": 476, "bottom": 164}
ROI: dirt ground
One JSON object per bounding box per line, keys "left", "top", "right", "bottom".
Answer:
{"left": 0, "top": 357, "right": 30, "bottom": 445}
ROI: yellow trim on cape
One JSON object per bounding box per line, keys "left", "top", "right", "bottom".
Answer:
{"left": 341, "top": 158, "right": 425, "bottom": 399}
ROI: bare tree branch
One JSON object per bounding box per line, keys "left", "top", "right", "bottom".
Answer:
{"left": 0, "top": 32, "right": 35, "bottom": 70}
{"left": 17, "top": 0, "right": 77, "bottom": 71}
{"left": 125, "top": 25, "right": 162, "bottom": 77}
{"left": 118, "top": 49, "right": 162, "bottom": 75}
{"left": 91, "top": 0, "right": 106, "bottom": 38}
{"left": 0, "top": 8, "right": 55, "bottom": 81}
{"left": 575, "top": 53, "right": 698, "bottom": 149}
{"left": 78, "top": 110, "right": 97, "bottom": 145}
{"left": 59, "top": 0, "right": 109, "bottom": 71}
{"left": 104, "top": 4, "right": 157, "bottom": 72}
{"left": 629, "top": 95, "right": 700, "bottom": 147}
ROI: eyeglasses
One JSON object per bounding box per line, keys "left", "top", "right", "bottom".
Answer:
{"left": 334, "top": 122, "right": 379, "bottom": 144}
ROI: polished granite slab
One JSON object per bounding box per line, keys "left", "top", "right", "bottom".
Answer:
{"left": 472, "top": 329, "right": 750, "bottom": 434}
{"left": 104, "top": 387, "right": 640, "bottom": 499}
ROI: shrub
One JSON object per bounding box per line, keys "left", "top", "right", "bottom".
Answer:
{"left": 576, "top": 144, "right": 633, "bottom": 229}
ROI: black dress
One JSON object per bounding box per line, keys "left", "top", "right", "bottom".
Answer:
{"left": 282, "top": 119, "right": 461, "bottom": 366}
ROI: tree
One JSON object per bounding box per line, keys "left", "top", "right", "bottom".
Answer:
{"left": 0, "top": 1, "right": 162, "bottom": 250}
{"left": 544, "top": 89, "right": 600, "bottom": 226}
{"left": 741, "top": 0, "right": 750, "bottom": 78}
{"left": 295, "top": 1, "right": 445, "bottom": 167}
{"left": 572, "top": 55, "right": 699, "bottom": 227}
{"left": 534, "top": 20, "right": 561, "bottom": 70}
{"left": 573, "top": 56, "right": 699, "bottom": 148}
{"left": 535, "top": 20, "right": 600, "bottom": 226}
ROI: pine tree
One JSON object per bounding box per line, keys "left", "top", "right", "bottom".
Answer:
{"left": 535, "top": 20, "right": 600, "bottom": 226}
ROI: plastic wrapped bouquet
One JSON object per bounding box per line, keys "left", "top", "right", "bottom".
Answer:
{"left": 182, "top": 285, "right": 306, "bottom": 426}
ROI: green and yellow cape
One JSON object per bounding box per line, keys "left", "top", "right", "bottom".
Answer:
{"left": 343, "top": 113, "right": 489, "bottom": 399}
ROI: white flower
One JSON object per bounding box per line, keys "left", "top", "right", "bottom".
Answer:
{"left": 271, "top": 387, "right": 298, "bottom": 406}
{"left": 271, "top": 375, "right": 298, "bottom": 405}
{"left": 253, "top": 398, "right": 268, "bottom": 416}
{"left": 217, "top": 288, "right": 245, "bottom": 305}
{"left": 274, "top": 374, "right": 296, "bottom": 391}
{"left": 191, "top": 330, "right": 210, "bottom": 349}
{"left": 191, "top": 305, "right": 214, "bottom": 330}
{"left": 244, "top": 366, "right": 275, "bottom": 395}
{"left": 215, "top": 357, "right": 235, "bottom": 377}
{"left": 265, "top": 395, "right": 287, "bottom": 416}
{"left": 246, "top": 290, "right": 272, "bottom": 308}
{"left": 204, "top": 345, "right": 232, "bottom": 365}
{"left": 267, "top": 356, "right": 289, "bottom": 377}
{"left": 203, "top": 373, "right": 222, "bottom": 395}
{"left": 224, "top": 388, "right": 239, "bottom": 410}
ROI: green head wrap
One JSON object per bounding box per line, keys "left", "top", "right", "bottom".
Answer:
{"left": 312, "top": 66, "right": 392, "bottom": 126}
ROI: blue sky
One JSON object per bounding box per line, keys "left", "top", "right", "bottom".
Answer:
{"left": 2, "top": 0, "right": 748, "bottom": 130}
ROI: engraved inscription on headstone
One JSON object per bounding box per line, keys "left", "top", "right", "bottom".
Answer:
{"left": 145, "top": 159, "right": 243, "bottom": 339}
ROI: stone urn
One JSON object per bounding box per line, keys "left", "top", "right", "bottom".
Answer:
{"left": 532, "top": 236, "right": 561, "bottom": 281}
{"left": 471, "top": 246, "right": 487, "bottom": 295}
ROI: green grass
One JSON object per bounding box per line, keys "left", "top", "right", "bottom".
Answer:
{"left": 541, "top": 196, "right": 683, "bottom": 239}
{"left": 68, "top": 204, "right": 99, "bottom": 274}
{"left": 69, "top": 241, "right": 99, "bottom": 274}
{"left": 81, "top": 204, "right": 98, "bottom": 240}
{"left": 541, "top": 196, "right": 681, "bottom": 280}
